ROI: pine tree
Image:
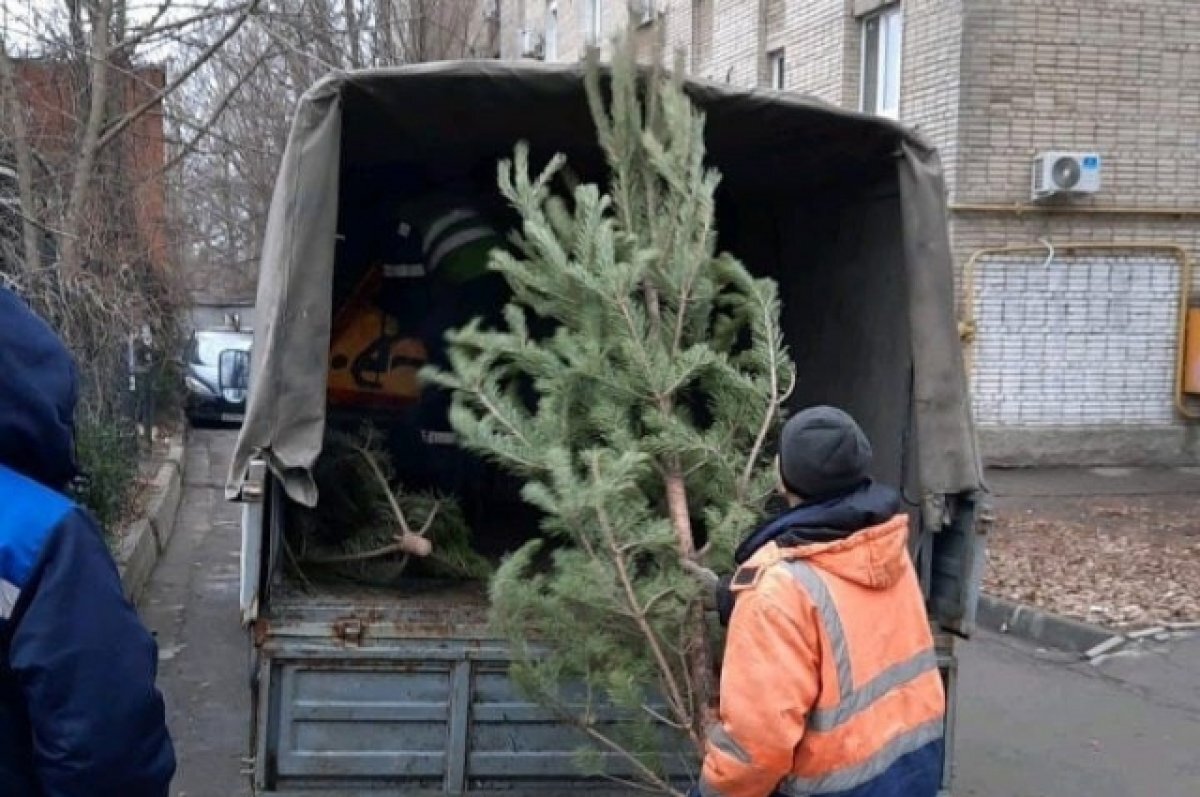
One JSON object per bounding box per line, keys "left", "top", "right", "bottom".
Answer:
{"left": 425, "top": 41, "right": 794, "bottom": 792}
{"left": 286, "top": 426, "right": 492, "bottom": 585}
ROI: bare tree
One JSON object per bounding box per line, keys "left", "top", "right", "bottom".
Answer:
{"left": 0, "top": 0, "right": 268, "bottom": 433}
{"left": 0, "top": 39, "right": 40, "bottom": 273}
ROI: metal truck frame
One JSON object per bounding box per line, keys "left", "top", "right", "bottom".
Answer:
{"left": 230, "top": 62, "right": 985, "bottom": 796}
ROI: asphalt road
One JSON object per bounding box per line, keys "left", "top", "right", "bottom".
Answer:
{"left": 145, "top": 430, "right": 1200, "bottom": 796}
{"left": 954, "top": 630, "right": 1200, "bottom": 796}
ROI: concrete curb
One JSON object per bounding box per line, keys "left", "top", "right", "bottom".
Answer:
{"left": 977, "top": 594, "right": 1116, "bottom": 655}
{"left": 117, "top": 434, "right": 187, "bottom": 605}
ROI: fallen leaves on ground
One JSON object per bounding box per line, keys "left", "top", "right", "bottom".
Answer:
{"left": 984, "top": 495, "right": 1200, "bottom": 629}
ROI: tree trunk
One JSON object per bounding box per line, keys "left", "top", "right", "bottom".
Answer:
{"left": 343, "top": 0, "right": 364, "bottom": 68}
{"left": 663, "top": 465, "right": 716, "bottom": 749}
{"left": 0, "top": 40, "right": 42, "bottom": 274}
{"left": 61, "top": 0, "right": 114, "bottom": 273}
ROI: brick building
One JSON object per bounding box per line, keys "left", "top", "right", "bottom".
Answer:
{"left": 498, "top": 0, "right": 1200, "bottom": 466}
{"left": 4, "top": 60, "right": 170, "bottom": 275}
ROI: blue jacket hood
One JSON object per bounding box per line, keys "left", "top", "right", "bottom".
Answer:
{"left": 0, "top": 287, "right": 78, "bottom": 489}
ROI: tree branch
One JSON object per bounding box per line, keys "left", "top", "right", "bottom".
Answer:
{"left": 589, "top": 455, "right": 698, "bottom": 750}
{"left": 60, "top": 0, "right": 114, "bottom": 272}
{"left": 349, "top": 439, "right": 433, "bottom": 557}
{"left": 112, "top": 5, "right": 237, "bottom": 54}
{"left": 305, "top": 536, "right": 425, "bottom": 563}
{"left": 93, "top": 0, "right": 261, "bottom": 155}
{"left": 737, "top": 300, "right": 793, "bottom": 502}
{"left": 529, "top": 680, "right": 685, "bottom": 797}
{"left": 149, "top": 47, "right": 270, "bottom": 180}
{"left": 0, "top": 37, "right": 42, "bottom": 272}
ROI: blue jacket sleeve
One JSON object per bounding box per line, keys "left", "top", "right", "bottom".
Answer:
{"left": 9, "top": 508, "right": 176, "bottom": 797}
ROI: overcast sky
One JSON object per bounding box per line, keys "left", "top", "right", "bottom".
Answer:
{"left": 1, "top": 0, "right": 218, "bottom": 57}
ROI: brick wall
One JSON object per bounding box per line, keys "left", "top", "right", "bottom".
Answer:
{"left": 493, "top": 0, "right": 1200, "bottom": 462}
{"left": 952, "top": 0, "right": 1200, "bottom": 461}
{"left": 497, "top": 0, "right": 855, "bottom": 100}
{"left": 13, "top": 61, "right": 169, "bottom": 275}
{"left": 956, "top": 0, "right": 1200, "bottom": 208}
{"left": 500, "top": 0, "right": 636, "bottom": 61}
{"left": 951, "top": 0, "right": 1200, "bottom": 290}
{"left": 899, "top": 0, "right": 963, "bottom": 190}
{"left": 970, "top": 252, "right": 1182, "bottom": 427}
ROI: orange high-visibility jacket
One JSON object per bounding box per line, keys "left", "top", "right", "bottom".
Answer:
{"left": 698, "top": 515, "right": 946, "bottom": 797}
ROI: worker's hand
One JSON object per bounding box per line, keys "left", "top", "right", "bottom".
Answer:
{"left": 680, "top": 559, "right": 719, "bottom": 589}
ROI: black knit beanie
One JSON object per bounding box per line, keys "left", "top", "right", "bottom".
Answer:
{"left": 778, "top": 406, "right": 872, "bottom": 500}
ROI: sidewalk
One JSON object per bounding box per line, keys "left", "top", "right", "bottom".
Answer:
{"left": 987, "top": 466, "right": 1200, "bottom": 498}
{"left": 140, "top": 429, "right": 250, "bottom": 797}
{"left": 955, "top": 629, "right": 1200, "bottom": 797}
{"left": 983, "top": 466, "right": 1200, "bottom": 629}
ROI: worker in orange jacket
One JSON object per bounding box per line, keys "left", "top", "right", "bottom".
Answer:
{"left": 692, "top": 406, "right": 946, "bottom": 797}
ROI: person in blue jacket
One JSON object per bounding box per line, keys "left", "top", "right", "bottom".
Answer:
{"left": 0, "top": 287, "right": 175, "bottom": 796}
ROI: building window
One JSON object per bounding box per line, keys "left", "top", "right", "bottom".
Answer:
{"left": 768, "top": 49, "right": 786, "bottom": 90}
{"left": 583, "top": 0, "right": 602, "bottom": 47}
{"left": 544, "top": 1, "right": 558, "bottom": 60}
{"left": 692, "top": 0, "right": 713, "bottom": 70}
{"left": 860, "top": 5, "right": 903, "bottom": 118}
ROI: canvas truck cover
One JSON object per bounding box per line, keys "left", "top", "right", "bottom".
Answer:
{"left": 227, "top": 60, "right": 982, "bottom": 508}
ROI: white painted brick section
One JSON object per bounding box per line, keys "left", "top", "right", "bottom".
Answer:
{"left": 971, "top": 254, "right": 1181, "bottom": 427}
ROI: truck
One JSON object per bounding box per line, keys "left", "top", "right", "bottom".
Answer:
{"left": 228, "top": 61, "right": 986, "bottom": 796}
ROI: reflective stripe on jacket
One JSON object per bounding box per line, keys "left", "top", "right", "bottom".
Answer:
{"left": 421, "top": 205, "right": 502, "bottom": 284}
{"left": 699, "top": 514, "right": 945, "bottom": 797}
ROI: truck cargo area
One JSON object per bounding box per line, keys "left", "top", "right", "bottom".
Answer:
{"left": 236, "top": 63, "right": 983, "bottom": 796}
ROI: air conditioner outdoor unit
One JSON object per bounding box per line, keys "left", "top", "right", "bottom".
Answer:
{"left": 519, "top": 29, "right": 544, "bottom": 58}
{"left": 1031, "top": 151, "right": 1102, "bottom": 200}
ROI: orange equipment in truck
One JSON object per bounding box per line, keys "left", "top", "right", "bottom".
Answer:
{"left": 327, "top": 265, "right": 427, "bottom": 409}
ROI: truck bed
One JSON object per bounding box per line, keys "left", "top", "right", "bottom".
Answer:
{"left": 255, "top": 578, "right": 693, "bottom": 795}
{"left": 267, "top": 579, "right": 495, "bottom": 642}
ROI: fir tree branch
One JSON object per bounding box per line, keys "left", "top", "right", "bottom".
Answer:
{"left": 674, "top": 621, "right": 699, "bottom": 732}
{"left": 577, "top": 720, "right": 682, "bottom": 796}
{"left": 305, "top": 538, "right": 418, "bottom": 564}
{"left": 589, "top": 455, "right": 695, "bottom": 747}
{"left": 640, "top": 703, "right": 686, "bottom": 731}
{"left": 348, "top": 440, "right": 432, "bottom": 557}
{"left": 737, "top": 299, "right": 794, "bottom": 503}
{"left": 596, "top": 771, "right": 679, "bottom": 795}
{"left": 521, "top": 674, "right": 684, "bottom": 796}
{"left": 669, "top": 212, "right": 714, "bottom": 359}
{"left": 609, "top": 292, "right": 659, "bottom": 393}
{"left": 282, "top": 534, "right": 316, "bottom": 592}
{"left": 642, "top": 587, "right": 676, "bottom": 618}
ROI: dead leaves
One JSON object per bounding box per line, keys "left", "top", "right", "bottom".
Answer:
{"left": 984, "top": 496, "right": 1200, "bottom": 629}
